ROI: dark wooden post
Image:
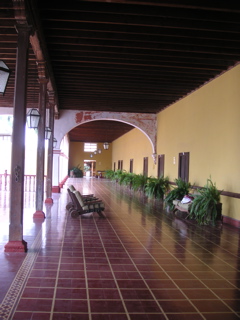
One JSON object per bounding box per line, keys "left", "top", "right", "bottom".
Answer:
{"left": 4, "top": 24, "right": 31, "bottom": 252}
{"left": 45, "top": 92, "right": 55, "bottom": 204}
{"left": 33, "top": 61, "right": 48, "bottom": 219}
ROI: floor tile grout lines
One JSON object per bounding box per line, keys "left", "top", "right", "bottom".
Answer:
{"left": 49, "top": 213, "right": 68, "bottom": 320}
{"left": 93, "top": 216, "right": 138, "bottom": 320}
{"left": 102, "top": 181, "right": 239, "bottom": 258}
{"left": 104, "top": 215, "right": 205, "bottom": 319}
{"left": 110, "top": 195, "right": 239, "bottom": 278}
{"left": 0, "top": 227, "right": 46, "bottom": 320}
{"left": 114, "top": 213, "right": 239, "bottom": 318}
{"left": 80, "top": 216, "right": 92, "bottom": 320}
{"left": 64, "top": 181, "right": 240, "bottom": 318}
{"left": 93, "top": 216, "right": 174, "bottom": 320}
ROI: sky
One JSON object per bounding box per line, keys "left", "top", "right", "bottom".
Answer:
{"left": 0, "top": 115, "right": 48, "bottom": 175}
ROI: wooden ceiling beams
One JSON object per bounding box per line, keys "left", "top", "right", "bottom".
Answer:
{"left": 1, "top": 0, "right": 240, "bottom": 141}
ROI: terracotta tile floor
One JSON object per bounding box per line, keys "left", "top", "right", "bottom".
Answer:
{"left": 0, "top": 177, "right": 240, "bottom": 320}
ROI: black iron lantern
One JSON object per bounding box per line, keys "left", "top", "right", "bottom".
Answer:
{"left": 45, "top": 127, "right": 52, "bottom": 140}
{"left": 26, "top": 108, "right": 40, "bottom": 129}
{"left": 0, "top": 60, "right": 11, "bottom": 95}
{"left": 53, "top": 137, "right": 57, "bottom": 148}
{"left": 103, "top": 142, "right": 109, "bottom": 150}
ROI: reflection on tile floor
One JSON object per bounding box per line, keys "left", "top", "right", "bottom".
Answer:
{"left": 0, "top": 177, "right": 240, "bottom": 320}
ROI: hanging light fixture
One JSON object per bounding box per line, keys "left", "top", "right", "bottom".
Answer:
{"left": 103, "top": 142, "right": 109, "bottom": 150}
{"left": 26, "top": 108, "right": 40, "bottom": 129}
{"left": 53, "top": 137, "right": 57, "bottom": 148}
{"left": 0, "top": 60, "right": 11, "bottom": 95}
{"left": 45, "top": 127, "right": 52, "bottom": 140}
{"left": 94, "top": 150, "right": 97, "bottom": 155}
{"left": 98, "top": 149, "right": 102, "bottom": 154}
{"left": 90, "top": 154, "right": 93, "bottom": 158}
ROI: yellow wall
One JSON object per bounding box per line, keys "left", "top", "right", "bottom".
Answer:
{"left": 112, "top": 128, "right": 156, "bottom": 176}
{"left": 69, "top": 65, "right": 240, "bottom": 220}
{"left": 111, "top": 64, "right": 240, "bottom": 220}
{"left": 157, "top": 64, "right": 240, "bottom": 220}
{"left": 69, "top": 142, "right": 112, "bottom": 174}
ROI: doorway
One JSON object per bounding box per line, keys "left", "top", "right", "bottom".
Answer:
{"left": 84, "top": 160, "right": 96, "bottom": 177}
{"left": 178, "top": 152, "right": 189, "bottom": 182}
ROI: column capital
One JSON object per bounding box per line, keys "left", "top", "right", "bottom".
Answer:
{"left": 48, "top": 90, "right": 56, "bottom": 107}
{"left": 37, "top": 60, "right": 49, "bottom": 83}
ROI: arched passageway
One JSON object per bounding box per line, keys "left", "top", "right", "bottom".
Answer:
{"left": 54, "top": 110, "right": 157, "bottom": 155}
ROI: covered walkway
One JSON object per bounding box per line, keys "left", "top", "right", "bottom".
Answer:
{"left": 0, "top": 178, "right": 240, "bottom": 320}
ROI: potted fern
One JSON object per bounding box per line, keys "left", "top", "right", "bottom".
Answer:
{"left": 70, "top": 164, "right": 83, "bottom": 178}
{"left": 131, "top": 174, "right": 149, "bottom": 192}
{"left": 164, "top": 178, "right": 191, "bottom": 211}
{"left": 145, "top": 175, "right": 169, "bottom": 200}
{"left": 119, "top": 172, "right": 135, "bottom": 189}
{"left": 105, "top": 169, "right": 115, "bottom": 180}
{"left": 189, "top": 178, "right": 222, "bottom": 225}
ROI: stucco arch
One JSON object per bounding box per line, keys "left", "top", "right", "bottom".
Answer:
{"left": 54, "top": 110, "right": 157, "bottom": 162}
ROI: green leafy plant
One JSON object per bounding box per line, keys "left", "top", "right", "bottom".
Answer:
{"left": 145, "top": 175, "right": 169, "bottom": 199}
{"left": 118, "top": 170, "right": 128, "bottom": 185}
{"left": 70, "top": 164, "right": 83, "bottom": 178}
{"left": 189, "top": 178, "right": 222, "bottom": 225}
{"left": 105, "top": 169, "right": 115, "bottom": 180}
{"left": 84, "top": 165, "right": 90, "bottom": 172}
{"left": 119, "top": 172, "right": 135, "bottom": 188}
{"left": 131, "top": 174, "right": 149, "bottom": 192}
{"left": 164, "top": 178, "right": 191, "bottom": 210}
{"left": 113, "top": 169, "right": 124, "bottom": 182}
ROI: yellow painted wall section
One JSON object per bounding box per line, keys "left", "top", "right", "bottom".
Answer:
{"left": 157, "top": 64, "right": 240, "bottom": 220}
{"left": 69, "top": 142, "right": 112, "bottom": 174}
{"left": 112, "top": 128, "right": 156, "bottom": 176}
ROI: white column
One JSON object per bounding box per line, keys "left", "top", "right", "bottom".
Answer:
{"left": 52, "top": 149, "right": 60, "bottom": 193}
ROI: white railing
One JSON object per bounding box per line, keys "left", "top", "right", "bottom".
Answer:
{"left": 0, "top": 171, "right": 46, "bottom": 192}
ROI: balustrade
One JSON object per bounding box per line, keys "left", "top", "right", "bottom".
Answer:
{"left": 0, "top": 171, "right": 46, "bottom": 192}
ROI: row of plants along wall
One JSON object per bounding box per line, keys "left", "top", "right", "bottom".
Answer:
{"left": 105, "top": 170, "right": 222, "bottom": 226}
{"left": 105, "top": 169, "right": 169, "bottom": 200}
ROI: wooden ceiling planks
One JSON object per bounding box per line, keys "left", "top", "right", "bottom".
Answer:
{"left": 1, "top": 0, "right": 240, "bottom": 141}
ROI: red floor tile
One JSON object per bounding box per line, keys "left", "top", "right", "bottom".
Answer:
{"left": 52, "top": 313, "right": 89, "bottom": 320}
{"left": 125, "top": 299, "right": 162, "bottom": 313}
{"left": 203, "top": 313, "right": 240, "bottom": 320}
{"left": 16, "top": 298, "right": 52, "bottom": 312}
{"left": 90, "top": 300, "right": 125, "bottom": 312}
{"left": 1, "top": 178, "right": 240, "bottom": 320}
{"left": 21, "top": 287, "right": 55, "bottom": 299}
{"left": 54, "top": 299, "right": 88, "bottom": 313}
{"left": 152, "top": 289, "right": 186, "bottom": 300}
{"left": 192, "top": 299, "right": 232, "bottom": 312}
{"left": 91, "top": 315, "right": 128, "bottom": 320}
{"left": 159, "top": 299, "right": 198, "bottom": 313}
{"left": 13, "top": 312, "right": 51, "bottom": 320}
{"left": 55, "top": 288, "right": 87, "bottom": 299}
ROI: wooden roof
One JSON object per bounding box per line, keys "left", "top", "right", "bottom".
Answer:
{"left": 1, "top": 0, "right": 240, "bottom": 142}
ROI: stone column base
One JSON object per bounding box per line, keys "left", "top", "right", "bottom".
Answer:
{"left": 45, "top": 198, "right": 53, "bottom": 204}
{"left": 4, "top": 240, "right": 27, "bottom": 252}
{"left": 33, "top": 211, "right": 45, "bottom": 219}
{"left": 52, "top": 186, "right": 60, "bottom": 193}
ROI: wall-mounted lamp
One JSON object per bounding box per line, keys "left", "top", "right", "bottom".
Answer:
{"left": 45, "top": 127, "right": 52, "bottom": 140}
{"left": 98, "top": 149, "right": 102, "bottom": 154}
{"left": 103, "top": 142, "right": 109, "bottom": 150}
{"left": 26, "top": 108, "right": 40, "bottom": 129}
{"left": 0, "top": 60, "right": 11, "bottom": 95}
{"left": 90, "top": 154, "right": 93, "bottom": 158}
{"left": 94, "top": 150, "right": 97, "bottom": 155}
{"left": 53, "top": 137, "right": 57, "bottom": 148}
